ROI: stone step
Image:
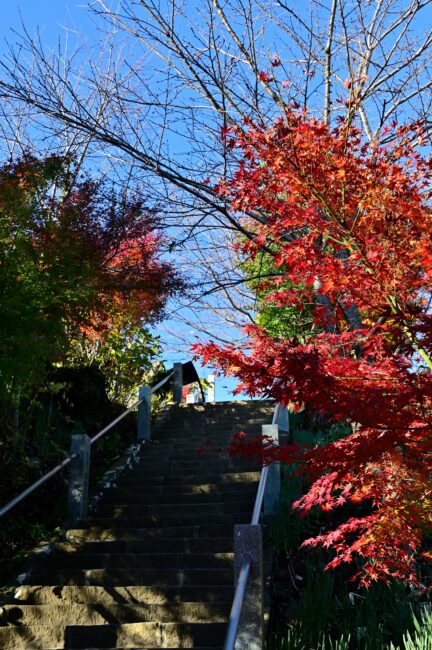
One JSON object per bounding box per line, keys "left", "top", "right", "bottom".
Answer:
{"left": 78, "top": 512, "right": 250, "bottom": 529}
{"left": 154, "top": 423, "right": 266, "bottom": 433}
{"left": 100, "top": 488, "right": 256, "bottom": 506}
{"left": 36, "top": 552, "right": 233, "bottom": 571}
{"left": 1, "top": 401, "right": 272, "bottom": 650}
{"left": 21, "top": 567, "right": 233, "bottom": 587}
{"left": 119, "top": 471, "right": 261, "bottom": 486}
{"left": 131, "top": 459, "right": 255, "bottom": 471}
{"left": 0, "top": 621, "right": 226, "bottom": 649}
{"left": 92, "top": 647, "right": 217, "bottom": 650}
{"left": 153, "top": 428, "right": 265, "bottom": 443}
{"left": 65, "top": 524, "right": 235, "bottom": 542}
{"left": 103, "top": 482, "right": 257, "bottom": 496}
{"left": 11, "top": 584, "right": 233, "bottom": 606}
{"left": 95, "top": 500, "right": 253, "bottom": 518}
{"left": 55, "top": 536, "right": 233, "bottom": 555}
{"left": 162, "top": 407, "right": 272, "bottom": 416}
{"left": 155, "top": 418, "right": 262, "bottom": 426}
{"left": 159, "top": 405, "right": 271, "bottom": 417}
{"left": 116, "top": 466, "right": 256, "bottom": 482}
{"left": 0, "top": 601, "right": 230, "bottom": 626}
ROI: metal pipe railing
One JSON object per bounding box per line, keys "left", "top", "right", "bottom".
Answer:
{"left": 90, "top": 397, "right": 143, "bottom": 445}
{"left": 223, "top": 401, "right": 281, "bottom": 650}
{"left": 0, "top": 454, "right": 76, "bottom": 519}
{"left": 0, "top": 367, "right": 180, "bottom": 520}
{"left": 272, "top": 402, "right": 281, "bottom": 426}
{"left": 150, "top": 370, "right": 174, "bottom": 395}
{"left": 223, "top": 558, "right": 252, "bottom": 650}
{"left": 251, "top": 465, "right": 269, "bottom": 526}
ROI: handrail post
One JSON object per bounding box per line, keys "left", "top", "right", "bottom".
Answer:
{"left": 234, "top": 524, "right": 263, "bottom": 650}
{"left": 278, "top": 405, "right": 289, "bottom": 435}
{"left": 208, "top": 374, "right": 215, "bottom": 402}
{"left": 68, "top": 434, "right": 91, "bottom": 523}
{"left": 173, "top": 363, "right": 183, "bottom": 404}
{"left": 138, "top": 386, "right": 152, "bottom": 441}
{"left": 263, "top": 423, "right": 280, "bottom": 516}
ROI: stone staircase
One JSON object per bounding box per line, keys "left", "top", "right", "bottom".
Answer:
{"left": 0, "top": 400, "right": 273, "bottom": 649}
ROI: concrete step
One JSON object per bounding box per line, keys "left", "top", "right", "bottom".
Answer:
{"left": 119, "top": 470, "right": 261, "bottom": 486}
{"left": 55, "top": 537, "right": 233, "bottom": 555}
{"left": 36, "top": 552, "right": 233, "bottom": 571}
{"left": 0, "top": 621, "right": 226, "bottom": 649}
{"left": 100, "top": 488, "right": 256, "bottom": 506}
{"left": 131, "top": 459, "right": 255, "bottom": 472}
{"left": 104, "top": 481, "right": 257, "bottom": 496}
{"left": 1, "top": 400, "right": 271, "bottom": 650}
{"left": 65, "top": 524, "right": 235, "bottom": 542}
{"left": 95, "top": 500, "right": 253, "bottom": 518}
{"left": 153, "top": 428, "right": 266, "bottom": 444}
{"left": 1, "top": 601, "right": 230, "bottom": 626}
{"left": 116, "top": 466, "right": 257, "bottom": 482}
{"left": 22, "top": 567, "right": 233, "bottom": 587}
{"left": 77, "top": 513, "right": 250, "bottom": 528}
{"left": 11, "top": 584, "right": 233, "bottom": 606}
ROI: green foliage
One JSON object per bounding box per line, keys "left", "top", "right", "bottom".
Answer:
{"left": 0, "top": 153, "right": 181, "bottom": 406}
{"left": 242, "top": 250, "right": 315, "bottom": 341}
{"left": 267, "top": 628, "right": 351, "bottom": 649}
{"left": 268, "top": 608, "right": 432, "bottom": 650}
{"left": 69, "top": 323, "right": 162, "bottom": 404}
{"left": 0, "top": 155, "right": 91, "bottom": 396}
{"left": 0, "top": 366, "right": 137, "bottom": 585}
{"left": 268, "top": 426, "right": 430, "bottom": 650}
{"left": 0, "top": 151, "right": 180, "bottom": 584}
{"left": 395, "top": 608, "right": 432, "bottom": 650}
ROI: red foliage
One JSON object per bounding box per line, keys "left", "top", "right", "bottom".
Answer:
{"left": 194, "top": 111, "right": 432, "bottom": 586}
{"left": 5, "top": 155, "right": 183, "bottom": 341}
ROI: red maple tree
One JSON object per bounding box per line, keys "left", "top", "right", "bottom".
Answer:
{"left": 194, "top": 110, "right": 432, "bottom": 586}
{"left": 0, "top": 154, "right": 183, "bottom": 394}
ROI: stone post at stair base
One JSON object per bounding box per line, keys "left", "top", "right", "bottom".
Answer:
{"left": 234, "top": 524, "right": 263, "bottom": 650}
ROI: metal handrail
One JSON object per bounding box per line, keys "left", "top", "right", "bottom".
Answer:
{"left": 151, "top": 370, "right": 174, "bottom": 395}
{"left": 250, "top": 402, "right": 281, "bottom": 525}
{"left": 272, "top": 402, "right": 281, "bottom": 427}
{"left": 90, "top": 397, "right": 142, "bottom": 445}
{"left": 0, "top": 454, "right": 77, "bottom": 519}
{"left": 223, "top": 557, "right": 252, "bottom": 650}
{"left": 251, "top": 465, "right": 269, "bottom": 526}
{"left": 223, "top": 401, "right": 280, "bottom": 650}
{"left": 0, "top": 369, "right": 176, "bottom": 520}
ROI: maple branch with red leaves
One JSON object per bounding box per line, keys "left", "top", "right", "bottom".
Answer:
{"left": 194, "top": 110, "right": 432, "bottom": 587}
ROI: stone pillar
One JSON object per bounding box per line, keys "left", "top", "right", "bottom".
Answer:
{"left": 173, "top": 363, "right": 183, "bottom": 404}
{"left": 278, "top": 405, "right": 289, "bottom": 434}
{"left": 207, "top": 375, "right": 215, "bottom": 402}
{"left": 137, "top": 386, "right": 152, "bottom": 441}
{"left": 234, "top": 524, "right": 263, "bottom": 650}
{"left": 262, "top": 423, "right": 280, "bottom": 516}
{"left": 68, "top": 434, "right": 91, "bottom": 523}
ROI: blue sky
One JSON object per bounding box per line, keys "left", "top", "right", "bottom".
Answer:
{"left": 2, "top": 3, "right": 90, "bottom": 37}
{"left": 0, "top": 2, "right": 250, "bottom": 402}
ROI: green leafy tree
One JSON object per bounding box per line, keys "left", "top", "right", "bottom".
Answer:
{"left": 0, "top": 153, "right": 183, "bottom": 423}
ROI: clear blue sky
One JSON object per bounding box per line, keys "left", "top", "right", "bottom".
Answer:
{"left": 0, "top": 2, "right": 252, "bottom": 403}
{"left": 2, "top": 3, "right": 91, "bottom": 40}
